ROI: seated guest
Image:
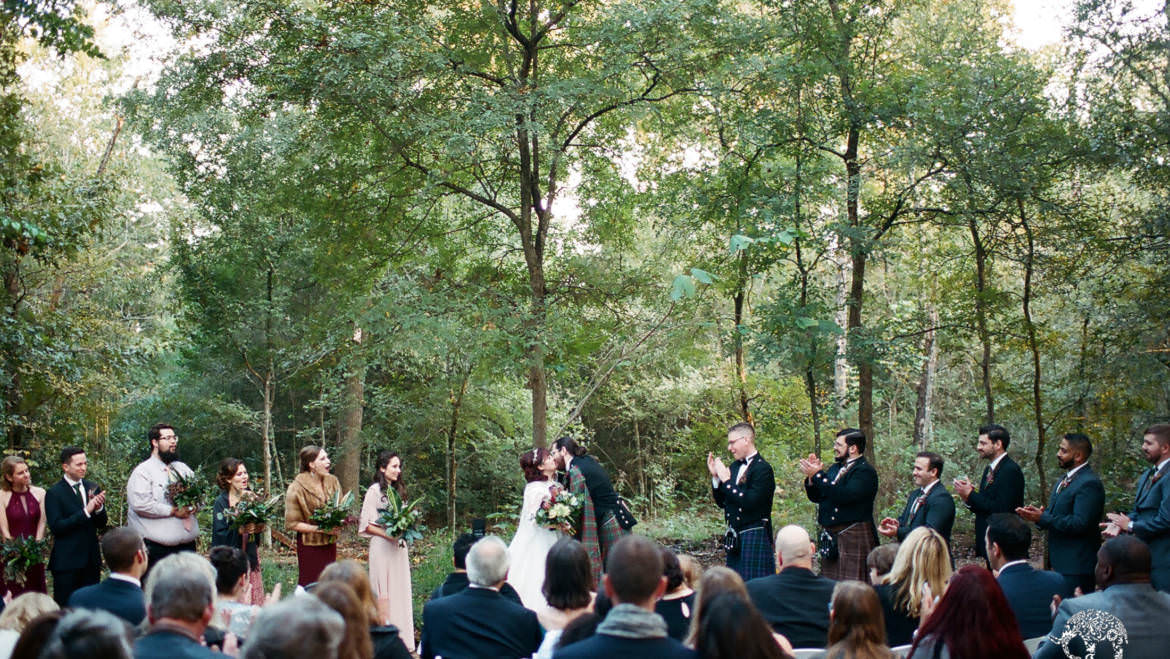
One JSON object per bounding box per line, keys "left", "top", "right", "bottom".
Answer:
{"left": 1035, "top": 535, "right": 1170, "bottom": 659}
{"left": 209, "top": 546, "right": 271, "bottom": 640}
{"left": 314, "top": 581, "right": 377, "bottom": 659}
{"left": 8, "top": 610, "right": 64, "bottom": 659}
{"left": 535, "top": 538, "right": 595, "bottom": 659}
{"left": 242, "top": 597, "right": 344, "bottom": 659}
{"left": 430, "top": 532, "right": 523, "bottom": 604}
{"left": 745, "top": 525, "right": 836, "bottom": 649}
{"left": 823, "top": 581, "right": 894, "bottom": 659}
{"left": 319, "top": 560, "right": 411, "bottom": 659}
{"left": 657, "top": 547, "right": 696, "bottom": 642}
{"left": 38, "top": 608, "right": 134, "bottom": 659}
{"left": 875, "top": 527, "right": 951, "bottom": 647}
{"left": 135, "top": 552, "right": 223, "bottom": 659}
{"left": 554, "top": 535, "right": 695, "bottom": 658}
{"left": 68, "top": 527, "right": 149, "bottom": 626}
{"left": 0, "top": 593, "right": 58, "bottom": 657}
{"left": 421, "top": 535, "right": 542, "bottom": 659}
{"left": 907, "top": 565, "right": 1028, "bottom": 659}
{"left": 986, "top": 513, "right": 1069, "bottom": 639}
{"left": 678, "top": 555, "right": 702, "bottom": 589}
{"left": 687, "top": 566, "right": 790, "bottom": 653}
{"left": 866, "top": 543, "right": 898, "bottom": 585}
{"left": 693, "top": 591, "right": 792, "bottom": 659}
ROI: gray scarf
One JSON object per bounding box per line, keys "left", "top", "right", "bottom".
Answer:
{"left": 596, "top": 603, "right": 669, "bottom": 639}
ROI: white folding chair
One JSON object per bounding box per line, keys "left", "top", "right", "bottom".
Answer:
{"left": 1023, "top": 636, "right": 1046, "bottom": 653}
{"left": 890, "top": 644, "right": 913, "bottom": 657}
{"left": 790, "top": 649, "right": 824, "bottom": 658}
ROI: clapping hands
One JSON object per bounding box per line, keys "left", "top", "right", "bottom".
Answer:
{"left": 706, "top": 453, "right": 731, "bottom": 483}
{"left": 798, "top": 454, "right": 824, "bottom": 478}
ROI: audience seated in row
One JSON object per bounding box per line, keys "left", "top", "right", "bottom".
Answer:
{"left": 822, "top": 580, "right": 895, "bottom": 659}
{"left": 907, "top": 565, "right": 1028, "bottom": 659}
{"left": 430, "top": 532, "right": 523, "bottom": 604}
{"left": 874, "top": 527, "right": 951, "bottom": 647}
{"left": 986, "top": 512, "right": 1070, "bottom": 639}
{"left": 319, "top": 560, "right": 411, "bottom": 659}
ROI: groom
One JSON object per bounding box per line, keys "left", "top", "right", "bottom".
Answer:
{"left": 553, "top": 436, "right": 628, "bottom": 584}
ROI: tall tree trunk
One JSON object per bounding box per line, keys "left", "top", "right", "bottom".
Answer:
{"left": 1018, "top": 202, "right": 1048, "bottom": 499}
{"left": 913, "top": 306, "right": 939, "bottom": 450}
{"left": 969, "top": 218, "right": 995, "bottom": 424}
{"left": 733, "top": 251, "right": 752, "bottom": 423}
{"left": 831, "top": 234, "right": 850, "bottom": 426}
{"left": 338, "top": 327, "right": 366, "bottom": 496}
{"left": 446, "top": 365, "right": 470, "bottom": 530}
{"left": 260, "top": 370, "right": 274, "bottom": 547}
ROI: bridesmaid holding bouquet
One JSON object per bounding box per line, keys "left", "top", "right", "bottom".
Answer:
{"left": 360, "top": 450, "right": 414, "bottom": 645}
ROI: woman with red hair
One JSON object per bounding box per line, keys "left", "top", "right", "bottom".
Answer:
{"left": 507, "top": 447, "right": 561, "bottom": 610}
{"left": 908, "top": 565, "right": 1028, "bottom": 658}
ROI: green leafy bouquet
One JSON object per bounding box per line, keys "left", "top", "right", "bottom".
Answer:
{"left": 0, "top": 537, "right": 49, "bottom": 586}
{"left": 309, "top": 490, "right": 356, "bottom": 532}
{"left": 166, "top": 469, "right": 210, "bottom": 511}
{"left": 222, "top": 490, "right": 281, "bottom": 532}
{"left": 534, "top": 486, "right": 583, "bottom": 535}
{"left": 375, "top": 488, "right": 426, "bottom": 545}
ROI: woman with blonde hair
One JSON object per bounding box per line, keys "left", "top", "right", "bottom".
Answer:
{"left": 875, "top": 527, "right": 952, "bottom": 647}
{"left": 0, "top": 456, "right": 47, "bottom": 596}
{"left": 824, "top": 581, "right": 894, "bottom": 659}
{"left": 0, "top": 592, "right": 58, "bottom": 656}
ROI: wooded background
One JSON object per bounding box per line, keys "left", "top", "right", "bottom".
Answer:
{"left": 2, "top": 0, "right": 1168, "bottom": 534}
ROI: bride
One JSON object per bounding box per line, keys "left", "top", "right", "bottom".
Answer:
{"left": 507, "top": 447, "right": 561, "bottom": 609}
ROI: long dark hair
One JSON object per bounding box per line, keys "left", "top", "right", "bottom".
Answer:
{"left": 374, "top": 450, "right": 406, "bottom": 500}
{"left": 543, "top": 538, "right": 594, "bottom": 610}
{"left": 694, "top": 591, "right": 788, "bottom": 659}
{"left": 554, "top": 436, "right": 586, "bottom": 457}
{"left": 825, "top": 581, "right": 887, "bottom": 659}
{"left": 910, "top": 565, "right": 1028, "bottom": 659}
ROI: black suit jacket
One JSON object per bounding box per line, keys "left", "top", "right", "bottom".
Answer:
{"left": 44, "top": 477, "right": 107, "bottom": 571}
{"left": 996, "top": 562, "right": 1071, "bottom": 639}
{"left": 68, "top": 576, "right": 146, "bottom": 626}
{"left": 712, "top": 453, "right": 775, "bottom": 532}
{"left": 428, "top": 571, "right": 522, "bottom": 604}
{"left": 554, "top": 632, "right": 697, "bottom": 658}
{"left": 874, "top": 583, "right": 917, "bottom": 647}
{"left": 1037, "top": 465, "right": 1105, "bottom": 577}
{"left": 744, "top": 566, "right": 835, "bottom": 648}
{"left": 804, "top": 456, "right": 878, "bottom": 531}
{"left": 570, "top": 455, "right": 619, "bottom": 519}
{"left": 895, "top": 481, "right": 955, "bottom": 546}
{"left": 966, "top": 454, "right": 1026, "bottom": 558}
{"left": 420, "top": 586, "right": 542, "bottom": 659}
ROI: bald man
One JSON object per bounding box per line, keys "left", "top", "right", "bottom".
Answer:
{"left": 745, "top": 525, "right": 837, "bottom": 649}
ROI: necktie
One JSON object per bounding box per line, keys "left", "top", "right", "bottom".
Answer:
{"left": 1056, "top": 474, "right": 1072, "bottom": 494}
{"left": 832, "top": 461, "right": 851, "bottom": 484}
{"left": 909, "top": 490, "right": 926, "bottom": 517}
{"left": 73, "top": 482, "right": 84, "bottom": 504}
{"left": 1139, "top": 466, "right": 1157, "bottom": 499}
{"left": 986, "top": 464, "right": 996, "bottom": 486}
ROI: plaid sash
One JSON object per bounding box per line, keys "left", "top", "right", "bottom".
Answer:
{"left": 568, "top": 464, "right": 603, "bottom": 586}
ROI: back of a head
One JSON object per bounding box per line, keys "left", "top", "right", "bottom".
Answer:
{"left": 319, "top": 559, "right": 379, "bottom": 625}
{"left": 912, "top": 565, "right": 1026, "bottom": 659}
{"left": 605, "top": 535, "right": 663, "bottom": 604}
{"left": 243, "top": 597, "right": 344, "bottom": 659}
{"left": 694, "top": 591, "right": 787, "bottom": 659}
{"left": 987, "top": 513, "right": 1031, "bottom": 561}
{"left": 686, "top": 567, "right": 747, "bottom": 646}
{"left": 1101, "top": 534, "right": 1152, "bottom": 581}
{"left": 209, "top": 545, "right": 249, "bottom": 595}
{"left": 466, "top": 535, "right": 510, "bottom": 587}
{"left": 867, "top": 543, "right": 899, "bottom": 580}
{"left": 8, "top": 611, "right": 63, "bottom": 659}
{"left": 543, "top": 537, "right": 594, "bottom": 610}
{"left": 885, "top": 527, "right": 952, "bottom": 617}
{"left": 101, "top": 527, "right": 144, "bottom": 574}
{"left": 145, "top": 552, "right": 216, "bottom": 622}
{"left": 37, "top": 609, "right": 134, "bottom": 659}
{"left": 827, "top": 581, "right": 886, "bottom": 650}
{"left": 314, "top": 582, "right": 374, "bottom": 659}
{"left": 661, "top": 547, "right": 685, "bottom": 592}
{"left": 0, "top": 593, "right": 58, "bottom": 632}
{"left": 775, "top": 524, "right": 812, "bottom": 566}
{"left": 452, "top": 532, "right": 478, "bottom": 570}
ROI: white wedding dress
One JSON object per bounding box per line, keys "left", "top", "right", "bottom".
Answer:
{"left": 507, "top": 479, "right": 560, "bottom": 609}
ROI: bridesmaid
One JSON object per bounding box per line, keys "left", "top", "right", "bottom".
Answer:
{"left": 359, "top": 450, "right": 414, "bottom": 644}
{"left": 0, "top": 456, "right": 47, "bottom": 596}
{"left": 284, "top": 446, "right": 341, "bottom": 586}
{"left": 212, "top": 458, "right": 266, "bottom": 604}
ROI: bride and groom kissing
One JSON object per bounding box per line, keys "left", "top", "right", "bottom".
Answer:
{"left": 507, "top": 436, "right": 633, "bottom": 610}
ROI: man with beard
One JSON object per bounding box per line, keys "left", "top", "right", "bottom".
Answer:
{"left": 1103, "top": 423, "right": 1170, "bottom": 591}
{"left": 953, "top": 424, "right": 1026, "bottom": 563}
{"left": 45, "top": 446, "right": 108, "bottom": 605}
{"left": 1017, "top": 433, "right": 1105, "bottom": 595}
{"left": 553, "top": 436, "right": 628, "bottom": 585}
{"left": 126, "top": 423, "right": 199, "bottom": 574}
{"left": 800, "top": 428, "right": 879, "bottom": 581}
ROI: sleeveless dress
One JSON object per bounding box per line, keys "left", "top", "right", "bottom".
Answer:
{"left": 3, "top": 490, "right": 46, "bottom": 596}
{"left": 507, "top": 480, "right": 560, "bottom": 609}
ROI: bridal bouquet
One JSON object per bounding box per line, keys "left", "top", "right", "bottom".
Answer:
{"left": 375, "top": 488, "right": 426, "bottom": 545}
{"left": 534, "top": 488, "right": 583, "bottom": 535}
{"left": 166, "top": 469, "right": 210, "bottom": 511}
{"left": 0, "top": 537, "right": 48, "bottom": 586}
{"left": 309, "top": 490, "right": 357, "bottom": 532}
{"left": 222, "top": 490, "right": 281, "bottom": 532}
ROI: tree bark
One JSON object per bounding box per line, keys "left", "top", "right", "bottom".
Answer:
{"left": 446, "top": 365, "right": 470, "bottom": 529}
{"left": 338, "top": 327, "right": 366, "bottom": 496}
{"left": 831, "top": 234, "right": 850, "bottom": 426}
{"left": 1018, "top": 201, "right": 1048, "bottom": 499}
{"left": 733, "top": 251, "right": 752, "bottom": 423}
{"left": 969, "top": 218, "right": 995, "bottom": 424}
{"left": 913, "top": 306, "right": 939, "bottom": 451}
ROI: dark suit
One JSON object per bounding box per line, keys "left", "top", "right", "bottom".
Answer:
{"left": 996, "top": 562, "right": 1070, "bottom": 639}
{"left": 428, "top": 570, "right": 522, "bottom": 604}
{"left": 68, "top": 576, "right": 146, "bottom": 626}
{"left": 874, "top": 583, "right": 917, "bottom": 647}
{"left": 745, "top": 566, "right": 835, "bottom": 648}
{"left": 1129, "top": 462, "right": 1170, "bottom": 591}
{"left": 966, "top": 454, "right": 1025, "bottom": 559}
{"left": 44, "top": 477, "right": 107, "bottom": 606}
{"left": 554, "top": 632, "right": 696, "bottom": 659}
{"left": 1035, "top": 583, "right": 1170, "bottom": 659}
{"left": 135, "top": 628, "right": 224, "bottom": 659}
{"left": 712, "top": 453, "right": 776, "bottom": 580}
{"left": 420, "top": 586, "right": 542, "bottom": 659}
{"left": 1037, "top": 464, "right": 1105, "bottom": 593}
{"left": 804, "top": 456, "right": 878, "bottom": 580}
{"left": 570, "top": 455, "right": 620, "bottom": 521}
{"left": 895, "top": 481, "right": 955, "bottom": 547}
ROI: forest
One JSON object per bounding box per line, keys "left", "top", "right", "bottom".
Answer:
{"left": 2, "top": 0, "right": 1169, "bottom": 547}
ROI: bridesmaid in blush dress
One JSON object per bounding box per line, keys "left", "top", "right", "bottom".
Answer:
{"left": 0, "top": 456, "right": 48, "bottom": 596}
{"left": 360, "top": 450, "right": 414, "bottom": 646}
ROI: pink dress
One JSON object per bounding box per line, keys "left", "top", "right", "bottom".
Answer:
{"left": 3, "top": 490, "right": 46, "bottom": 596}
{"left": 360, "top": 484, "right": 414, "bottom": 645}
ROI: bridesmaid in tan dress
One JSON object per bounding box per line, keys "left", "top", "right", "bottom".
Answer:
{"left": 360, "top": 450, "right": 414, "bottom": 645}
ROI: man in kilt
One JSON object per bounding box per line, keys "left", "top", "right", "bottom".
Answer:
{"left": 554, "top": 436, "right": 629, "bottom": 585}
{"left": 708, "top": 422, "right": 776, "bottom": 581}
{"left": 800, "top": 428, "right": 879, "bottom": 581}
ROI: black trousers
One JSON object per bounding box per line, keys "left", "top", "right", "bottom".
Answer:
{"left": 51, "top": 563, "right": 101, "bottom": 606}
{"left": 143, "top": 539, "right": 198, "bottom": 580}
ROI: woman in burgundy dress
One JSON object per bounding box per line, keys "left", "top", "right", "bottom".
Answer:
{"left": 0, "top": 456, "right": 48, "bottom": 596}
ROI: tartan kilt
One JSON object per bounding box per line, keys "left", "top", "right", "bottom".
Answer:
{"left": 727, "top": 526, "right": 775, "bottom": 581}
{"left": 598, "top": 511, "right": 628, "bottom": 569}
{"left": 820, "top": 522, "right": 876, "bottom": 582}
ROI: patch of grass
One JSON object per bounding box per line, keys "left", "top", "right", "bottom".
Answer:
{"left": 409, "top": 529, "right": 458, "bottom": 636}
{"left": 637, "top": 504, "right": 723, "bottom": 544}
